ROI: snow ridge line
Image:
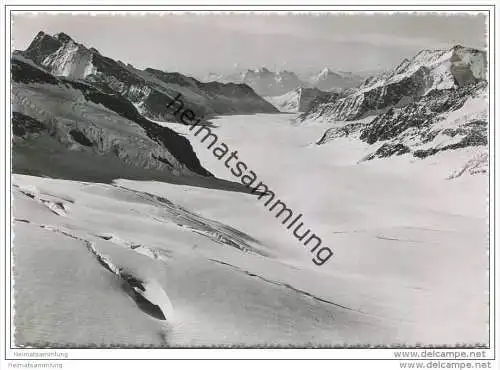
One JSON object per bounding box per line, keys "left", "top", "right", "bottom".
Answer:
{"left": 207, "top": 258, "right": 359, "bottom": 313}
{"left": 208, "top": 258, "right": 415, "bottom": 324}
{"left": 94, "top": 232, "right": 172, "bottom": 263}
{"left": 14, "top": 219, "right": 174, "bottom": 322}
{"left": 15, "top": 186, "right": 71, "bottom": 216}
{"left": 13, "top": 219, "right": 122, "bottom": 276}
{"left": 112, "top": 184, "right": 270, "bottom": 257}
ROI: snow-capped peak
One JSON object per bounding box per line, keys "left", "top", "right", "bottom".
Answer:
{"left": 318, "top": 67, "right": 333, "bottom": 78}
{"left": 381, "top": 44, "right": 487, "bottom": 92}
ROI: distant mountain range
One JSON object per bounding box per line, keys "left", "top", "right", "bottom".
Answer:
{"left": 203, "top": 67, "right": 363, "bottom": 97}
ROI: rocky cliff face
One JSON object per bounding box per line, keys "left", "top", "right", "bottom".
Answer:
{"left": 317, "top": 81, "right": 487, "bottom": 163}
{"left": 301, "top": 45, "right": 486, "bottom": 123}
{"left": 11, "top": 55, "right": 211, "bottom": 179}
{"left": 19, "top": 32, "right": 278, "bottom": 122}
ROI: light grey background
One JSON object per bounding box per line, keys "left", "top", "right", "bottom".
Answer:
{"left": 12, "top": 12, "right": 487, "bottom": 77}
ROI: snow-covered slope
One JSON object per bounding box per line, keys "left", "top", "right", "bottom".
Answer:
{"left": 301, "top": 45, "right": 487, "bottom": 122}
{"left": 18, "top": 32, "right": 278, "bottom": 122}
{"left": 13, "top": 113, "right": 488, "bottom": 346}
{"left": 264, "top": 87, "right": 329, "bottom": 112}
{"left": 11, "top": 33, "right": 488, "bottom": 349}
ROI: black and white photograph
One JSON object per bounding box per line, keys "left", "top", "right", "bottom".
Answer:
{"left": 0, "top": 2, "right": 498, "bottom": 369}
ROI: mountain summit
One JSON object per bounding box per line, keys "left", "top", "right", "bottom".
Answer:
{"left": 302, "top": 45, "right": 486, "bottom": 122}
{"left": 303, "top": 45, "right": 487, "bottom": 167}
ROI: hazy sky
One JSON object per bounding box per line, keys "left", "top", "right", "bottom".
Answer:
{"left": 11, "top": 12, "right": 487, "bottom": 77}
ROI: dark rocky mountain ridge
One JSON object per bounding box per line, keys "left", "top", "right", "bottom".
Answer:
{"left": 310, "top": 46, "right": 488, "bottom": 173}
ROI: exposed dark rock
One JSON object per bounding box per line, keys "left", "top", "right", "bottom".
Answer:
{"left": 12, "top": 112, "right": 48, "bottom": 137}
{"left": 359, "top": 82, "right": 487, "bottom": 146}
{"left": 363, "top": 143, "right": 411, "bottom": 160}
{"left": 11, "top": 58, "right": 59, "bottom": 85}
{"left": 151, "top": 154, "right": 174, "bottom": 168}
{"left": 22, "top": 31, "right": 62, "bottom": 65}
{"left": 64, "top": 79, "right": 212, "bottom": 176}
{"left": 69, "top": 129, "right": 93, "bottom": 147}
{"left": 316, "top": 122, "right": 366, "bottom": 144}
{"left": 12, "top": 56, "right": 213, "bottom": 178}
{"left": 360, "top": 106, "right": 433, "bottom": 144}
{"left": 316, "top": 80, "right": 487, "bottom": 161}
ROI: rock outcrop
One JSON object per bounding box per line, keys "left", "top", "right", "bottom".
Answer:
{"left": 317, "top": 81, "right": 487, "bottom": 162}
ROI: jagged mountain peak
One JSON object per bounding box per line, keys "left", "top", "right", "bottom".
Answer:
{"left": 301, "top": 45, "right": 487, "bottom": 123}
{"left": 24, "top": 31, "right": 62, "bottom": 64}
{"left": 29, "top": 31, "right": 78, "bottom": 50}
{"left": 17, "top": 30, "right": 278, "bottom": 117}
{"left": 32, "top": 30, "right": 49, "bottom": 41}
{"left": 308, "top": 68, "right": 362, "bottom": 92}
{"left": 203, "top": 67, "right": 363, "bottom": 96}
{"left": 54, "top": 32, "right": 74, "bottom": 44}
{"left": 264, "top": 86, "right": 329, "bottom": 112}
{"left": 318, "top": 67, "right": 339, "bottom": 78}
{"left": 245, "top": 67, "right": 273, "bottom": 76}
{"left": 12, "top": 31, "right": 279, "bottom": 182}
{"left": 277, "top": 69, "right": 297, "bottom": 76}
{"left": 239, "top": 67, "right": 304, "bottom": 96}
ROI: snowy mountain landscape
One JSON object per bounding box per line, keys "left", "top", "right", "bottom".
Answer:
{"left": 19, "top": 32, "right": 278, "bottom": 122}
{"left": 10, "top": 17, "right": 489, "bottom": 350}
{"left": 301, "top": 45, "right": 488, "bottom": 172}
